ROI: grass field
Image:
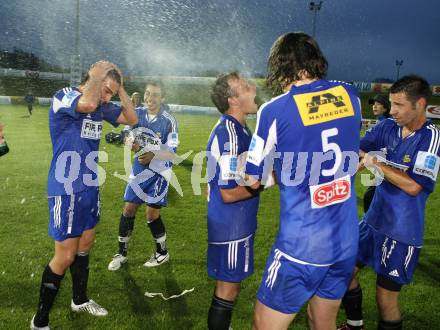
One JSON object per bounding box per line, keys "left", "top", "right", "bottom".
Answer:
{"left": 0, "top": 104, "right": 439, "bottom": 330}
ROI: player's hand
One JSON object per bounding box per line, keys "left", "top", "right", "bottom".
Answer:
{"left": 131, "top": 142, "right": 140, "bottom": 153}
{"left": 88, "top": 60, "right": 115, "bottom": 81}
{"left": 138, "top": 151, "right": 155, "bottom": 165}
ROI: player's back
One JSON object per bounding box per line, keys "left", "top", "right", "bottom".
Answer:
{"left": 248, "top": 79, "right": 361, "bottom": 264}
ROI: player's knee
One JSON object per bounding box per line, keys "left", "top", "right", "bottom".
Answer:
{"left": 215, "top": 283, "right": 240, "bottom": 302}
{"left": 147, "top": 206, "right": 160, "bottom": 220}
{"left": 79, "top": 240, "right": 94, "bottom": 252}
{"left": 123, "top": 203, "right": 138, "bottom": 218}
{"left": 61, "top": 252, "right": 77, "bottom": 269}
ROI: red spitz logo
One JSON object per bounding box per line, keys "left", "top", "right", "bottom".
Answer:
{"left": 310, "top": 176, "right": 351, "bottom": 208}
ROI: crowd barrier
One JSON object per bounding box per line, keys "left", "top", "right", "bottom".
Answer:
{"left": 1, "top": 95, "right": 439, "bottom": 120}
{"left": 1, "top": 69, "right": 440, "bottom": 96}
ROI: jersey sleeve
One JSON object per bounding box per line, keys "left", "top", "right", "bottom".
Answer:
{"left": 164, "top": 112, "right": 179, "bottom": 153}
{"left": 245, "top": 104, "right": 277, "bottom": 181}
{"left": 102, "top": 102, "right": 122, "bottom": 127}
{"left": 360, "top": 119, "right": 387, "bottom": 153}
{"left": 407, "top": 126, "right": 440, "bottom": 192}
{"left": 211, "top": 125, "right": 241, "bottom": 190}
{"left": 51, "top": 88, "right": 82, "bottom": 118}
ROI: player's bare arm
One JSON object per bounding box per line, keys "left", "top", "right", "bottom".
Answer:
{"left": 364, "top": 153, "right": 423, "bottom": 196}
{"left": 77, "top": 61, "right": 115, "bottom": 113}
{"left": 220, "top": 186, "right": 256, "bottom": 203}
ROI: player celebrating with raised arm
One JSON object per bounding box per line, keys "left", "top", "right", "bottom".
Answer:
{"left": 245, "top": 32, "right": 362, "bottom": 330}
{"left": 31, "top": 61, "right": 137, "bottom": 330}
{"left": 338, "top": 75, "right": 440, "bottom": 330}
{"left": 108, "top": 81, "right": 178, "bottom": 271}
{"left": 206, "top": 72, "right": 260, "bottom": 330}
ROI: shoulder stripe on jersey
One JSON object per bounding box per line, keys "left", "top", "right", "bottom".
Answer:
{"left": 162, "top": 111, "right": 177, "bottom": 132}
{"left": 427, "top": 125, "right": 440, "bottom": 154}
{"left": 226, "top": 120, "right": 233, "bottom": 156}
{"left": 230, "top": 121, "right": 238, "bottom": 155}
{"left": 226, "top": 120, "right": 238, "bottom": 156}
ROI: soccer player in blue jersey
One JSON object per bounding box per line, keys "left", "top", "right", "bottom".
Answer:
{"left": 108, "top": 81, "right": 178, "bottom": 271}
{"left": 206, "top": 72, "right": 260, "bottom": 330}
{"left": 245, "top": 32, "right": 362, "bottom": 329}
{"left": 339, "top": 75, "right": 439, "bottom": 330}
{"left": 31, "top": 61, "right": 138, "bottom": 330}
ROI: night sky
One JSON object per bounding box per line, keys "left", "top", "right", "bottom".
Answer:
{"left": 1, "top": 0, "right": 439, "bottom": 83}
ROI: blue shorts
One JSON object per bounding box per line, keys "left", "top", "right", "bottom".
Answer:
{"left": 124, "top": 173, "right": 168, "bottom": 207}
{"left": 257, "top": 248, "right": 356, "bottom": 314}
{"left": 48, "top": 188, "right": 100, "bottom": 241}
{"left": 358, "top": 221, "right": 420, "bottom": 285}
{"left": 207, "top": 234, "right": 254, "bottom": 283}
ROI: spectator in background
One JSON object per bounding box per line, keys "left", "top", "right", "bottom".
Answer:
{"left": 368, "top": 94, "right": 390, "bottom": 122}
{"left": 25, "top": 92, "right": 36, "bottom": 116}
{"left": 131, "top": 92, "right": 142, "bottom": 108}
{"left": 363, "top": 94, "right": 391, "bottom": 212}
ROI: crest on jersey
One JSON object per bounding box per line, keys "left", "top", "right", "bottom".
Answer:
{"left": 294, "top": 85, "right": 354, "bottom": 126}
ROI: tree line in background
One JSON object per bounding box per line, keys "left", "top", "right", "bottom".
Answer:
{"left": 0, "top": 48, "right": 66, "bottom": 73}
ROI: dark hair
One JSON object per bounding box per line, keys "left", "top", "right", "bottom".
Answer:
{"left": 267, "top": 32, "right": 328, "bottom": 92}
{"left": 211, "top": 71, "right": 240, "bottom": 114}
{"left": 390, "top": 75, "right": 431, "bottom": 105}
{"left": 145, "top": 80, "right": 165, "bottom": 97}
{"left": 80, "top": 69, "right": 122, "bottom": 86}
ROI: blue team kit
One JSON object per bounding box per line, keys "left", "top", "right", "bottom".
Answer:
{"left": 206, "top": 114, "right": 259, "bottom": 281}
{"left": 123, "top": 105, "right": 178, "bottom": 206}
{"left": 245, "top": 79, "right": 362, "bottom": 310}
{"left": 358, "top": 117, "right": 440, "bottom": 283}
{"left": 47, "top": 87, "right": 122, "bottom": 240}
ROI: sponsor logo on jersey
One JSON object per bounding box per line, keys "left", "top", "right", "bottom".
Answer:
{"left": 294, "top": 85, "right": 355, "bottom": 126}
{"left": 229, "top": 156, "right": 237, "bottom": 172}
{"left": 80, "top": 119, "right": 102, "bottom": 140}
{"left": 424, "top": 155, "right": 436, "bottom": 170}
{"left": 246, "top": 135, "right": 264, "bottom": 166}
{"left": 137, "top": 134, "right": 161, "bottom": 151}
{"left": 413, "top": 151, "right": 439, "bottom": 181}
{"left": 167, "top": 132, "right": 179, "bottom": 148}
{"left": 309, "top": 175, "right": 351, "bottom": 209}
{"left": 220, "top": 155, "right": 238, "bottom": 180}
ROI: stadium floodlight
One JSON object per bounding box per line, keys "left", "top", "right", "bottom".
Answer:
{"left": 309, "top": 1, "right": 323, "bottom": 38}
{"left": 70, "top": 0, "right": 82, "bottom": 86}
{"left": 395, "top": 59, "right": 404, "bottom": 81}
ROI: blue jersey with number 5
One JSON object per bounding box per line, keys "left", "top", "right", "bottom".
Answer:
{"left": 245, "top": 80, "right": 361, "bottom": 264}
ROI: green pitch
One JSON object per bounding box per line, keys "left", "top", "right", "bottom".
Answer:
{"left": 0, "top": 105, "right": 439, "bottom": 329}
